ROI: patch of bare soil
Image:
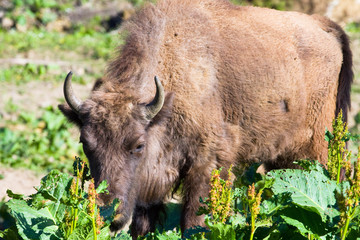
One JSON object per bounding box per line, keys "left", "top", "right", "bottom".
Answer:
{"left": 0, "top": 80, "right": 93, "bottom": 123}
{"left": 0, "top": 168, "right": 44, "bottom": 200}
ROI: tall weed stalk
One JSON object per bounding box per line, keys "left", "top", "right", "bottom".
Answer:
{"left": 326, "top": 111, "right": 360, "bottom": 239}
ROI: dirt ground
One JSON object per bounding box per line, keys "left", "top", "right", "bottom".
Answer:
{"left": 0, "top": 167, "right": 43, "bottom": 201}
{"left": 0, "top": 32, "right": 360, "bottom": 201}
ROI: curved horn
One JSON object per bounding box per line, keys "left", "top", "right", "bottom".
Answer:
{"left": 145, "top": 76, "right": 165, "bottom": 120}
{"left": 64, "top": 71, "right": 82, "bottom": 113}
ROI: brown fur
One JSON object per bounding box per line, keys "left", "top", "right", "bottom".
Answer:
{"left": 59, "top": 0, "right": 353, "bottom": 238}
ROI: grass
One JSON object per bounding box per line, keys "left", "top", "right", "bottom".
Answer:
{"left": 0, "top": 64, "right": 92, "bottom": 84}
{"left": 0, "top": 29, "right": 119, "bottom": 60}
{"left": 0, "top": 29, "right": 121, "bottom": 84}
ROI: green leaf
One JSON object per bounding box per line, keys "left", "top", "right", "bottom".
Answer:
{"left": 94, "top": 226, "right": 112, "bottom": 240}
{"left": 229, "top": 213, "right": 246, "bottom": 228}
{"left": 351, "top": 205, "right": 360, "bottom": 220}
{"left": 208, "top": 222, "right": 236, "bottom": 240}
{"left": 35, "top": 170, "right": 74, "bottom": 223}
{"left": 260, "top": 192, "right": 291, "bottom": 217}
{"left": 0, "top": 226, "right": 21, "bottom": 240}
{"left": 67, "top": 211, "right": 93, "bottom": 240}
{"left": 6, "top": 190, "right": 25, "bottom": 200}
{"left": 293, "top": 159, "right": 326, "bottom": 173}
{"left": 347, "top": 223, "right": 360, "bottom": 240}
{"left": 36, "top": 170, "right": 73, "bottom": 200}
{"left": 112, "top": 230, "right": 132, "bottom": 239}
{"left": 140, "top": 229, "right": 182, "bottom": 240}
{"left": 280, "top": 206, "right": 328, "bottom": 237}
{"left": 268, "top": 168, "right": 337, "bottom": 221}
{"left": 96, "top": 180, "right": 109, "bottom": 194}
{"left": 325, "top": 128, "right": 334, "bottom": 142}
{"left": 7, "top": 199, "right": 63, "bottom": 240}
{"left": 262, "top": 223, "right": 308, "bottom": 240}
{"left": 100, "top": 198, "right": 120, "bottom": 224}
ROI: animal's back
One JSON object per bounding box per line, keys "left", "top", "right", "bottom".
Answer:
{"left": 107, "top": 0, "right": 351, "bottom": 167}
{"left": 148, "top": 0, "right": 347, "bottom": 166}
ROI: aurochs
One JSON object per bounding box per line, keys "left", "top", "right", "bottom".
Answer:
{"left": 59, "top": 0, "right": 353, "bottom": 238}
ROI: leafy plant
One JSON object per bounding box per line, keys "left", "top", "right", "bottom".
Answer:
{"left": 2, "top": 113, "right": 360, "bottom": 239}
{"left": 326, "top": 110, "right": 352, "bottom": 183}
{"left": 325, "top": 111, "right": 360, "bottom": 239}
{"left": 0, "top": 106, "right": 84, "bottom": 173}
{"left": 0, "top": 158, "right": 120, "bottom": 240}
{"left": 197, "top": 166, "right": 237, "bottom": 239}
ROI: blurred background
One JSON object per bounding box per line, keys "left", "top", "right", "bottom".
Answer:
{"left": 0, "top": 0, "right": 359, "bottom": 229}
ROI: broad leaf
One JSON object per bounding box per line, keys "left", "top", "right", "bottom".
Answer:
{"left": 7, "top": 199, "right": 63, "bottom": 240}
{"left": 260, "top": 192, "right": 291, "bottom": 217}
{"left": 268, "top": 168, "right": 337, "bottom": 221}
{"left": 34, "top": 170, "right": 73, "bottom": 224}
{"left": 96, "top": 180, "right": 109, "bottom": 194}
{"left": 36, "top": 170, "right": 73, "bottom": 201}
{"left": 279, "top": 206, "right": 328, "bottom": 237}
{"left": 229, "top": 213, "right": 246, "bottom": 228}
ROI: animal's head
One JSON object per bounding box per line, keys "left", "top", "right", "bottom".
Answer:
{"left": 59, "top": 72, "right": 174, "bottom": 228}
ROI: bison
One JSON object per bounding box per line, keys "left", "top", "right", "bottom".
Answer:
{"left": 59, "top": 0, "right": 353, "bottom": 238}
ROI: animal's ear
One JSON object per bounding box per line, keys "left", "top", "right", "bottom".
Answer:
{"left": 150, "top": 92, "right": 174, "bottom": 125}
{"left": 58, "top": 104, "right": 82, "bottom": 127}
{"left": 92, "top": 77, "right": 104, "bottom": 91}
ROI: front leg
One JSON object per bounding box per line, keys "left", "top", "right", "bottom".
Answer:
{"left": 130, "top": 203, "right": 166, "bottom": 239}
{"left": 180, "top": 164, "right": 213, "bottom": 231}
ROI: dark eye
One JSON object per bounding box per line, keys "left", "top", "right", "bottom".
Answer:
{"left": 130, "top": 143, "right": 145, "bottom": 155}
{"left": 135, "top": 144, "right": 144, "bottom": 151}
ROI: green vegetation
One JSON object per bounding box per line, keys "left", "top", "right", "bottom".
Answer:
{"left": 0, "top": 29, "right": 119, "bottom": 85}
{"left": 345, "top": 22, "right": 360, "bottom": 34}
{"left": 0, "top": 64, "right": 89, "bottom": 84}
{"left": 0, "top": 158, "right": 122, "bottom": 240}
{"left": 0, "top": 106, "right": 84, "bottom": 173}
{"left": 0, "top": 29, "right": 119, "bottom": 60}
{"left": 1, "top": 113, "right": 360, "bottom": 239}
{"left": 1, "top": 0, "right": 107, "bottom": 32}
{"left": 0, "top": 0, "right": 121, "bottom": 173}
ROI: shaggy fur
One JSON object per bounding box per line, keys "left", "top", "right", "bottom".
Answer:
{"left": 59, "top": 0, "right": 353, "bottom": 238}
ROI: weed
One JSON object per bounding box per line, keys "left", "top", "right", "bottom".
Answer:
{"left": 326, "top": 110, "right": 352, "bottom": 183}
